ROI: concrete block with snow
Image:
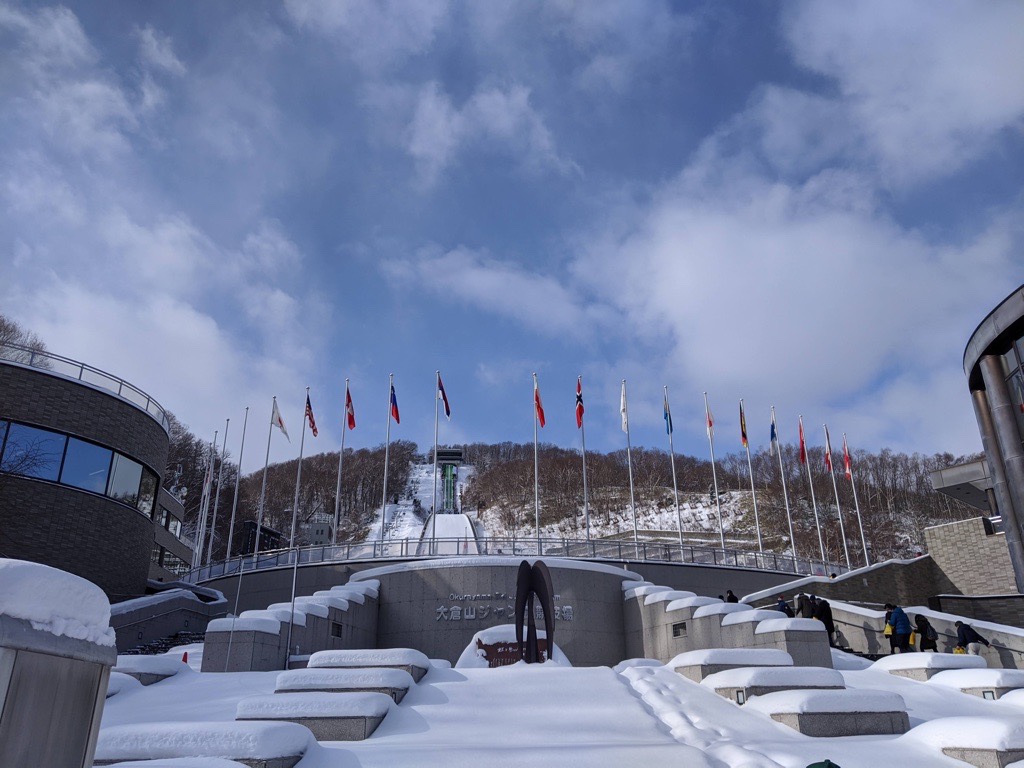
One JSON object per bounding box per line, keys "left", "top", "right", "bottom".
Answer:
{"left": 105, "top": 759, "right": 249, "bottom": 768}
{"left": 872, "top": 652, "right": 987, "bottom": 681}
{"left": 113, "top": 654, "right": 190, "bottom": 686}
{"left": 276, "top": 667, "right": 414, "bottom": 702}
{"left": 308, "top": 648, "right": 431, "bottom": 682}
{"left": 928, "top": 668, "right": 1024, "bottom": 700}
{"left": 688, "top": 602, "right": 753, "bottom": 649}
{"left": 669, "top": 648, "right": 793, "bottom": 682}
{"left": 643, "top": 590, "right": 696, "bottom": 606}
{"left": 94, "top": 721, "right": 314, "bottom": 767}
{"left": 719, "top": 610, "right": 789, "bottom": 649}
{"left": 744, "top": 689, "right": 909, "bottom": 737}
{"left": 700, "top": 665, "right": 845, "bottom": 704}
{"left": 236, "top": 692, "right": 393, "bottom": 741}
{"left": 624, "top": 584, "right": 671, "bottom": 601}
{"left": 754, "top": 618, "right": 833, "bottom": 669}
{"left": 106, "top": 670, "right": 143, "bottom": 698}
{"left": 904, "top": 715, "right": 1024, "bottom": 767}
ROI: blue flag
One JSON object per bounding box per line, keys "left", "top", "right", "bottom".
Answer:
{"left": 663, "top": 393, "right": 673, "bottom": 434}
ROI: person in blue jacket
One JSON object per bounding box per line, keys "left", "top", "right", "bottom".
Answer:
{"left": 885, "top": 603, "right": 912, "bottom": 653}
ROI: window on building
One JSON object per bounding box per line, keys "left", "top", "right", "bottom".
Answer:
{"left": 108, "top": 453, "right": 143, "bottom": 506}
{"left": 138, "top": 468, "right": 158, "bottom": 517}
{"left": 60, "top": 438, "right": 113, "bottom": 493}
{"left": 0, "top": 423, "right": 66, "bottom": 481}
{"left": 672, "top": 622, "right": 687, "bottom": 638}
{"left": 168, "top": 516, "right": 182, "bottom": 538}
{"left": 151, "top": 546, "right": 164, "bottom": 566}
{"left": 331, "top": 621, "right": 343, "bottom": 638}
{"left": 162, "top": 551, "right": 190, "bottom": 577}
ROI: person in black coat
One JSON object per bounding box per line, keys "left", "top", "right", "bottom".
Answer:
{"left": 795, "top": 593, "right": 813, "bottom": 618}
{"left": 812, "top": 597, "right": 836, "bottom": 647}
{"left": 776, "top": 596, "right": 794, "bottom": 617}
{"left": 955, "top": 621, "right": 990, "bottom": 655}
{"left": 725, "top": 590, "right": 739, "bottom": 603}
{"left": 915, "top": 614, "right": 938, "bottom": 652}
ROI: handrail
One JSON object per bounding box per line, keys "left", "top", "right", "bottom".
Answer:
{"left": 0, "top": 341, "right": 170, "bottom": 433}
{"left": 183, "top": 536, "right": 850, "bottom": 584}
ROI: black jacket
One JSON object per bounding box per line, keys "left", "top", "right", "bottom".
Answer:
{"left": 957, "top": 624, "right": 989, "bottom": 647}
{"left": 813, "top": 599, "right": 835, "bottom": 634}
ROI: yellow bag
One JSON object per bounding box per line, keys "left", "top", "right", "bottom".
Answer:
{"left": 883, "top": 623, "right": 893, "bottom": 637}
{"left": 953, "top": 646, "right": 966, "bottom": 655}
{"left": 909, "top": 631, "right": 917, "bottom": 646}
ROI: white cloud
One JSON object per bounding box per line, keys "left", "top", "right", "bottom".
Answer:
{"left": 783, "top": 0, "right": 1024, "bottom": 183}
{"left": 405, "top": 81, "right": 576, "bottom": 185}
{"left": 135, "top": 25, "right": 186, "bottom": 76}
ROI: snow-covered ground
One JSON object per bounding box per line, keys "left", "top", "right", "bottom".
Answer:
{"left": 99, "top": 647, "right": 1024, "bottom": 767}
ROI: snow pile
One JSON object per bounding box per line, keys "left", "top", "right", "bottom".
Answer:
{"left": 343, "top": 578, "right": 381, "bottom": 598}
{"left": 669, "top": 649, "right": 793, "bottom": 667}
{"left": 455, "top": 624, "right": 571, "bottom": 668}
{"left": 0, "top": 558, "right": 114, "bottom": 646}
{"left": 95, "top": 721, "right": 314, "bottom": 761}
{"left": 252, "top": 607, "right": 305, "bottom": 627}
{"left": 755, "top": 618, "right": 827, "bottom": 634}
{"left": 276, "top": 667, "right": 414, "bottom": 692}
{"left": 107, "top": 759, "right": 250, "bottom": 768}
{"left": 206, "top": 616, "right": 279, "bottom": 634}
{"left": 327, "top": 588, "right": 366, "bottom": 605}
{"left": 621, "top": 580, "right": 652, "bottom": 592}
{"left": 613, "top": 659, "right": 664, "bottom": 672}
{"left": 309, "top": 648, "right": 430, "bottom": 669}
{"left": 744, "top": 689, "right": 906, "bottom": 715}
{"left": 721, "top": 609, "right": 784, "bottom": 626}
{"left": 643, "top": 589, "right": 696, "bottom": 605}
{"left": 903, "top": 716, "right": 1024, "bottom": 750}
{"left": 929, "top": 668, "right": 1024, "bottom": 689}
{"left": 107, "top": 671, "right": 143, "bottom": 698}
{"left": 236, "top": 691, "right": 393, "bottom": 719}
{"left": 692, "top": 603, "right": 751, "bottom": 618}
{"left": 114, "top": 655, "right": 190, "bottom": 677}
{"left": 296, "top": 594, "right": 348, "bottom": 612}
{"left": 700, "top": 666, "right": 845, "bottom": 690}
{"left": 287, "top": 599, "right": 329, "bottom": 618}
{"left": 625, "top": 584, "right": 671, "bottom": 600}
{"left": 666, "top": 596, "right": 720, "bottom": 612}
{"left": 872, "top": 653, "right": 987, "bottom": 671}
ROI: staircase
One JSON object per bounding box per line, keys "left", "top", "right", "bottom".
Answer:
{"left": 122, "top": 630, "right": 206, "bottom": 656}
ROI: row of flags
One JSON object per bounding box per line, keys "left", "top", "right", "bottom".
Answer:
{"left": 267, "top": 375, "right": 856, "bottom": 477}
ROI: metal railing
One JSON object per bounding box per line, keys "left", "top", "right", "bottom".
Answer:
{"left": 184, "top": 536, "right": 850, "bottom": 583}
{"left": 0, "top": 341, "right": 170, "bottom": 432}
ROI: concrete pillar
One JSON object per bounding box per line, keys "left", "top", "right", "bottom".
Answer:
{"left": 973, "top": 387, "right": 1014, "bottom": 520}
{"left": 978, "top": 356, "right": 1024, "bottom": 593}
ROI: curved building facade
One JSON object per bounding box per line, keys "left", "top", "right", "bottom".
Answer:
{"left": 0, "top": 347, "right": 171, "bottom": 600}
{"left": 964, "top": 285, "right": 1024, "bottom": 592}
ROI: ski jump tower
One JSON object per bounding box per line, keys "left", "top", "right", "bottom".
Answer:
{"left": 436, "top": 448, "right": 463, "bottom": 514}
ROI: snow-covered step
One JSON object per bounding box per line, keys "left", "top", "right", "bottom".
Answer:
{"left": 927, "top": 668, "right": 1024, "bottom": 700}
{"left": 904, "top": 715, "right": 1024, "bottom": 767}
{"left": 743, "top": 689, "right": 909, "bottom": 737}
{"left": 236, "top": 692, "right": 393, "bottom": 742}
{"left": 112, "top": 655, "right": 190, "bottom": 686}
{"left": 669, "top": 648, "right": 793, "bottom": 683}
{"left": 275, "top": 668, "right": 414, "bottom": 702}
{"left": 701, "top": 666, "right": 845, "bottom": 704}
{"left": 307, "top": 648, "right": 431, "bottom": 683}
{"left": 871, "top": 652, "right": 987, "bottom": 681}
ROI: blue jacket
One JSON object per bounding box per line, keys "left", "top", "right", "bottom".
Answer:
{"left": 889, "top": 606, "right": 912, "bottom": 634}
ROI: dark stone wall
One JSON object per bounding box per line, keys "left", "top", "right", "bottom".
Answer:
{"left": 0, "top": 362, "right": 170, "bottom": 600}
{"left": 924, "top": 517, "right": 1017, "bottom": 595}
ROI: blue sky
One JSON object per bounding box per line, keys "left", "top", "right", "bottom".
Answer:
{"left": 2, "top": 1, "right": 1022, "bottom": 473}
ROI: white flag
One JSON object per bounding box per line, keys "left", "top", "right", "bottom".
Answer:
{"left": 620, "top": 380, "right": 628, "bottom": 433}
{"left": 271, "top": 398, "right": 290, "bottom": 442}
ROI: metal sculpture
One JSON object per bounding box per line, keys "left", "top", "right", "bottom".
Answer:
{"left": 515, "top": 559, "right": 555, "bottom": 663}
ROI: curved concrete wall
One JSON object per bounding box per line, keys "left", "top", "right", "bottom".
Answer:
{"left": 0, "top": 363, "right": 168, "bottom": 599}
{"left": 350, "top": 557, "right": 638, "bottom": 666}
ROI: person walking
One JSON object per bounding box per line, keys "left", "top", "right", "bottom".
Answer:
{"left": 796, "top": 593, "right": 813, "bottom": 618}
{"left": 885, "top": 603, "right": 912, "bottom": 653}
{"left": 955, "top": 621, "right": 990, "bottom": 655}
{"left": 725, "top": 590, "right": 739, "bottom": 603}
{"left": 776, "top": 596, "right": 795, "bottom": 617}
{"left": 915, "top": 614, "right": 938, "bottom": 652}
{"left": 813, "top": 596, "right": 836, "bottom": 647}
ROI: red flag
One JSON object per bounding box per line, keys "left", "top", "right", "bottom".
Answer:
{"left": 824, "top": 424, "right": 833, "bottom": 472}
{"left": 575, "top": 376, "right": 584, "bottom": 429}
{"left": 843, "top": 434, "right": 852, "bottom": 479}
{"left": 344, "top": 383, "right": 355, "bottom": 430}
{"left": 437, "top": 373, "right": 451, "bottom": 420}
{"left": 798, "top": 416, "right": 807, "bottom": 465}
{"left": 739, "top": 401, "right": 748, "bottom": 448}
{"left": 534, "top": 374, "right": 546, "bottom": 428}
{"left": 390, "top": 383, "right": 400, "bottom": 424}
{"left": 305, "top": 394, "right": 318, "bottom": 437}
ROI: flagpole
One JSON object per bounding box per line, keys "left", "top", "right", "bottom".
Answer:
{"left": 225, "top": 407, "right": 249, "bottom": 564}
{"left": 381, "top": 374, "right": 393, "bottom": 541}
{"left": 432, "top": 371, "right": 440, "bottom": 554}
{"left": 740, "top": 400, "right": 763, "bottom": 553}
{"left": 194, "top": 429, "right": 217, "bottom": 569}
{"left": 665, "top": 386, "right": 683, "bottom": 549}
{"left": 533, "top": 373, "right": 541, "bottom": 554}
{"left": 845, "top": 433, "right": 870, "bottom": 566}
{"left": 580, "top": 380, "right": 590, "bottom": 542}
{"left": 253, "top": 399, "right": 277, "bottom": 564}
{"left": 705, "top": 392, "right": 725, "bottom": 550}
{"left": 207, "top": 417, "right": 230, "bottom": 565}
{"left": 772, "top": 406, "right": 797, "bottom": 563}
{"left": 824, "top": 425, "right": 850, "bottom": 569}
{"left": 801, "top": 415, "right": 826, "bottom": 564}
{"left": 622, "top": 380, "right": 639, "bottom": 556}
{"left": 332, "top": 380, "right": 349, "bottom": 547}
{"left": 289, "top": 387, "right": 309, "bottom": 548}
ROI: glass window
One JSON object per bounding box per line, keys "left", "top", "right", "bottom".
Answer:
{"left": 162, "top": 551, "right": 190, "bottom": 577}
{"left": 60, "top": 438, "right": 112, "bottom": 493}
{"left": 1002, "top": 347, "right": 1019, "bottom": 377}
{"left": 168, "top": 517, "right": 182, "bottom": 538}
{"left": 108, "top": 453, "right": 143, "bottom": 506}
{"left": 151, "top": 546, "right": 163, "bottom": 566}
{"left": 138, "top": 469, "right": 158, "bottom": 517}
{"left": 160, "top": 507, "right": 169, "bottom": 527}
{"left": 0, "top": 423, "right": 66, "bottom": 481}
